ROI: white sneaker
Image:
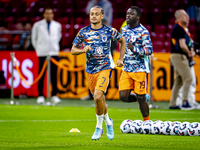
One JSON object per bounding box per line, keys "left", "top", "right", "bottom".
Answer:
{"left": 194, "top": 101, "right": 200, "bottom": 109}
{"left": 51, "top": 96, "right": 61, "bottom": 104}
{"left": 37, "top": 96, "right": 45, "bottom": 104}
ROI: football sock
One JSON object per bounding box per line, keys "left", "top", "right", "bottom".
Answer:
{"left": 143, "top": 116, "right": 149, "bottom": 121}
{"left": 96, "top": 114, "right": 104, "bottom": 129}
{"left": 103, "top": 113, "right": 112, "bottom": 125}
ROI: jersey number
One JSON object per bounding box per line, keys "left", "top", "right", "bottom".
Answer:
{"left": 102, "top": 77, "right": 106, "bottom": 85}
{"left": 139, "top": 81, "right": 145, "bottom": 89}
{"left": 99, "top": 77, "right": 106, "bottom": 87}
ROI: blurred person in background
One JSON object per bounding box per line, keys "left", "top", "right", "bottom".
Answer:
{"left": 21, "top": 21, "right": 33, "bottom": 50}
{"left": 186, "top": 0, "right": 198, "bottom": 20}
{"left": 0, "top": 22, "right": 11, "bottom": 50}
{"left": 86, "top": 0, "right": 113, "bottom": 27}
{"left": 12, "top": 22, "right": 24, "bottom": 49}
{"left": 31, "top": 8, "right": 62, "bottom": 104}
{"left": 119, "top": 6, "right": 153, "bottom": 121}
{"left": 169, "top": 9, "right": 195, "bottom": 110}
{"left": 176, "top": 13, "right": 200, "bottom": 109}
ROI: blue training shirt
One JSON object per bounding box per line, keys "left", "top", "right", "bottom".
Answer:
{"left": 121, "top": 24, "right": 153, "bottom": 73}
{"left": 73, "top": 24, "right": 122, "bottom": 74}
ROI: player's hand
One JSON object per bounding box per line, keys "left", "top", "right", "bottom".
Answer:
{"left": 127, "top": 39, "right": 133, "bottom": 51}
{"left": 117, "top": 59, "right": 124, "bottom": 67}
{"left": 83, "top": 46, "right": 92, "bottom": 53}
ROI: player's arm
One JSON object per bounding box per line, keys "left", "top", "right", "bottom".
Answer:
{"left": 138, "top": 31, "right": 153, "bottom": 56}
{"left": 128, "top": 31, "right": 153, "bottom": 56}
{"left": 117, "top": 36, "right": 126, "bottom": 67}
{"left": 71, "top": 45, "right": 91, "bottom": 55}
{"left": 71, "top": 29, "right": 91, "bottom": 55}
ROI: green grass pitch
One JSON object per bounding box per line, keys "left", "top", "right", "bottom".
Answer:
{"left": 0, "top": 98, "right": 200, "bottom": 150}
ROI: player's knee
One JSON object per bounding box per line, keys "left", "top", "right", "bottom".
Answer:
{"left": 94, "top": 90, "right": 104, "bottom": 101}
{"left": 119, "top": 92, "right": 129, "bottom": 102}
{"left": 137, "top": 94, "right": 146, "bottom": 103}
{"left": 94, "top": 93, "right": 103, "bottom": 103}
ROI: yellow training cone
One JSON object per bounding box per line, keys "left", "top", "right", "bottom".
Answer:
{"left": 69, "top": 128, "right": 80, "bottom": 133}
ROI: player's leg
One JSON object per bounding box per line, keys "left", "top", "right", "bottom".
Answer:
{"left": 119, "top": 71, "right": 137, "bottom": 102}
{"left": 87, "top": 73, "right": 103, "bottom": 140}
{"left": 135, "top": 72, "right": 149, "bottom": 121}
{"left": 119, "top": 89, "right": 137, "bottom": 102}
{"left": 94, "top": 69, "right": 114, "bottom": 140}
{"left": 102, "top": 96, "right": 112, "bottom": 125}
{"left": 101, "top": 94, "right": 114, "bottom": 140}
{"left": 37, "top": 56, "right": 46, "bottom": 104}
{"left": 137, "top": 94, "right": 149, "bottom": 121}
{"left": 94, "top": 89, "right": 105, "bottom": 127}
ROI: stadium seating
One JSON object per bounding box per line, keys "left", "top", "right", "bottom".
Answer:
{"left": 61, "top": 32, "right": 74, "bottom": 48}
{"left": 0, "top": 0, "right": 199, "bottom": 50}
{"left": 164, "top": 41, "right": 171, "bottom": 52}
{"left": 57, "top": 17, "right": 70, "bottom": 24}
{"left": 112, "top": 18, "right": 124, "bottom": 32}
{"left": 151, "top": 32, "right": 165, "bottom": 42}
{"left": 154, "top": 25, "right": 166, "bottom": 33}
{"left": 165, "top": 33, "right": 171, "bottom": 42}
{"left": 167, "top": 24, "right": 174, "bottom": 33}
{"left": 152, "top": 41, "right": 164, "bottom": 52}
{"left": 143, "top": 24, "right": 152, "bottom": 33}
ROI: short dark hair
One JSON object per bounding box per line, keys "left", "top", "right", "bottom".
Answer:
{"left": 130, "top": 6, "right": 141, "bottom": 17}
{"left": 92, "top": 6, "right": 104, "bottom": 15}
{"left": 44, "top": 7, "right": 53, "bottom": 13}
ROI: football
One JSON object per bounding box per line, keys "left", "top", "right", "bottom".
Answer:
{"left": 160, "top": 121, "right": 172, "bottom": 135}
{"left": 120, "top": 119, "right": 133, "bottom": 133}
{"left": 130, "top": 120, "right": 143, "bottom": 134}
{"left": 178, "top": 122, "right": 190, "bottom": 136}
{"left": 152, "top": 120, "right": 163, "bottom": 135}
{"left": 170, "top": 121, "right": 181, "bottom": 135}
{"left": 188, "top": 122, "right": 200, "bottom": 136}
{"left": 142, "top": 120, "right": 153, "bottom": 134}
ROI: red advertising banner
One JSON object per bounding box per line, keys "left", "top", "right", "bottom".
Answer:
{"left": 0, "top": 51, "right": 39, "bottom": 97}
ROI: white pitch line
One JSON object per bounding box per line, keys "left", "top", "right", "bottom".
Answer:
{"left": 149, "top": 110, "right": 200, "bottom": 114}
{"left": 151, "top": 118, "right": 200, "bottom": 121}
{"left": 126, "top": 109, "right": 200, "bottom": 114}
{"left": 0, "top": 118, "right": 199, "bottom": 123}
{"left": 0, "top": 119, "right": 95, "bottom": 122}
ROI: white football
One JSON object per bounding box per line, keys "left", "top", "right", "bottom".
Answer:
{"left": 152, "top": 120, "right": 163, "bottom": 135}
{"left": 188, "top": 122, "right": 200, "bottom": 136}
{"left": 178, "top": 122, "right": 190, "bottom": 136}
{"left": 120, "top": 119, "right": 133, "bottom": 133}
{"left": 170, "top": 121, "right": 181, "bottom": 135}
{"left": 130, "top": 120, "right": 143, "bottom": 134}
{"left": 142, "top": 120, "right": 153, "bottom": 134}
{"left": 160, "top": 121, "right": 172, "bottom": 135}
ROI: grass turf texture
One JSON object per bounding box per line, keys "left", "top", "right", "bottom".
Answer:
{"left": 0, "top": 98, "right": 200, "bottom": 150}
